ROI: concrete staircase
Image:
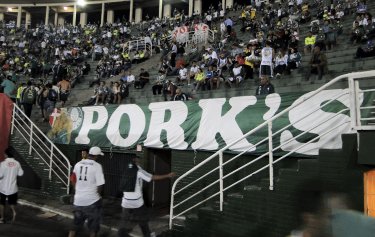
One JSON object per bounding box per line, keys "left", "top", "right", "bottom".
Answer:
{"left": 9, "top": 133, "right": 68, "bottom": 198}
{"left": 163, "top": 134, "right": 365, "bottom": 237}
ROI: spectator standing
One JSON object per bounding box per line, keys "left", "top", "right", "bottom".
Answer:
{"left": 224, "top": 17, "right": 234, "bottom": 35}
{"left": 117, "top": 156, "right": 175, "bottom": 237}
{"left": 68, "top": 146, "right": 105, "bottom": 237}
{"left": 0, "top": 76, "right": 16, "bottom": 102}
{"left": 21, "top": 81, "right": 37, "bottom": 118}
{"left": 255, "top": 76, "right": 275, "bottom": 95}
{"left": 306, "top": 46, "right": 328, "bottom": 82}
{"left": 58, "top": 77, "right": 71, "bottom": 107}
{"left": 259, "top": 41, "right": 275, "bottom": 78}
{"left": 0, "top": 149, "right": 24, "bottom": 224}
{"left": 170, "top": 41, "right": 178, "bottom": 67}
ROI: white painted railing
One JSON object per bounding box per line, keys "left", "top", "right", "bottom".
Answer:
{"left": 122, "top": 38, "right": 153, "bottom": 56}
{"left": 169, "top": 70, "right": 375, "bottom": 229}
{"left": 11, "top": 103, "right": 71, "bottom": 195}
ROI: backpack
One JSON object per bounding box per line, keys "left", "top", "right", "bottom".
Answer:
{"left": 48, "top": 89, "right": 58, "bottom": 102}
{"left": 22, "top": 87, "right": 36, "bottom": 104}
{"left": 119, "top": 162, "right": 139, "bottom": 192}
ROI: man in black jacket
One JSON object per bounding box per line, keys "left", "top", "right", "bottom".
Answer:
{"left": 255, "top": 76, "right": 275, "bottom": 96}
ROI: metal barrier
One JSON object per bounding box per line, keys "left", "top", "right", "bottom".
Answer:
{"left": 169, "top": 70, "right": 375, "bottom": 228}
{"left": 10, "top": 103, "right": 71, "bottom": 194}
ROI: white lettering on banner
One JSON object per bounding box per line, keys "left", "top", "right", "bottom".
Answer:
{"left": 280, "top": 89, "right": 359, "bottom": 155}
{"left": 75, "top": 106, "right": 109, "bottom": 144}
{"left": 192, "top": 96, "right": 257, "bottom": 151}
{"left": 144, "top": 101, "right": 189, "bottom": 149}
{"left": 263, "top": 94, "right": 281, "bottom": 120}
{"left": 106, "top": 104, "right": 146, "bottom": 147}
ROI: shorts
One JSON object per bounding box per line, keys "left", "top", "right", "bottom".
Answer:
{"left": 60, "top": 92, "right": 69, "bottom": 102}
{"left": 260, "top": 65, "right": 272, "bottom": 77}
{"left": 71, "top": 199, "right": 102, "bottom": 233}
{"left": 0, "top": 192, "right": 18, "bottom": 205}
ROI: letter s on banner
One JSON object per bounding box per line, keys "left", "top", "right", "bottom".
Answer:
{"left": 75, "top": 106, "right": 109, "bottom": 144}
{"left": 106, "top": 104, "right": 146, "bottom": 148}
{"left": 280, "top": 89, "right": 360, "bottom": 155}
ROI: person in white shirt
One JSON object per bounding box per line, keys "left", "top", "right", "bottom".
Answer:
{"left": 189, "top": 61, "right": 199, "bottom": 85}
{"left": 68, "top": 146, "right": 105, "bottom": 237}
{"left": 259, "top": 40, "right": 275, "bottom": 78}
{"left": 176, "top": 64, "right": 188, "bottom": 86}
{"left": 0, "top": 149, "right": 24, "bottom": 223}
{"left": 117, "top": 156, "right": 175, "bottom": 237}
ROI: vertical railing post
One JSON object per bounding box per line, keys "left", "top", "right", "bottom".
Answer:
{"left": 67, "top": 162, "right": 71, "bottom": 194}
{"left": 348, "top": 76, "right": 357, "bottom": 129}
{"left": 49, "top": 144, "right": 53, "bottom": 180}
{"left": 169, "top": 188, "right": 175, "bottom": 229}
{"left": 219, "top": 151, "right": 224, "bottom": 211}
{"left": 11, "top": 104, "right": 16, "bottom": 135}
{"left": 29, "top": 123, "right": 33, "bottom": 155}
{"left": 354, "top": 80, "right": 361, "bottom": 127}
{"left": 268, "top": 121, "right": 274, "bottom": 191}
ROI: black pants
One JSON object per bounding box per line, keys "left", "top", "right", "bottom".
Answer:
{"left": 227, "top": 25, "right": 232, "bottom": 35}
{"left": 306, "top": 65, "right": 324, "bottom": 81}
{"left": 118, "top": 206, "right": 151, "bottom": 237}
{"left": 23, "top": 103, "right": 33, "bottom": 118}
{"left": 152, "top": 85, "right": 163, "bottom": 95}
{"left": 170, "top": 52, "right": 177, "bottom": 68}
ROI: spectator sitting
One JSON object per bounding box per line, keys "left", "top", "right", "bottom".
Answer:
{"left": 173, "top": 88, "right": 189, "bottom": 101}
{"left": 194, "top": 68, "right": 206, "bottom": 91}
{"left": 121, "top": 70, "right": 135, "bottom": 85}
{"left": 226, "top": 63, "right": 243, "bottom": 88}
{"left": 152, "top": 70, "right": 166, "bottom": 95}
{"left": 355, "top": 40, "right": 375, "bottom": 58}
{"left": 163, "top": 80, "right": 177, "bottom": 101}
{"left": 176, "top": 64, "right": 188, "bottom": 86}
{"left": 112, "top": 81, "right": 121, "bottom": 104}
{"left": 134, "top": 68, "right": 150, "bottom": 89}
{"left": 188, "top": 61, "right": 199, "bottom": 86}
{"left": 305, "top": 46, "right": 328, "bottom": 82}
{"left": 94, "top": 81, "right": 109, "bottom": 105}
{"left": 210, "top": 65, "right": 224, "bottom": 90}
{"left": 274, "top": 50, "right": 288, "bottom": 78}
{"left": 255, "top": 75, "right": 275, "bottom": 96}
{"left": 285, "top": 48, "right": 302, "bottom": 75}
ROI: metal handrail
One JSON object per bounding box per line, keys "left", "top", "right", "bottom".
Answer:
{"left": 11, "top": 103, "right": 71, "bottom": 194}
{"left": 169, "top": 70, "right": 375, "bottom": 228}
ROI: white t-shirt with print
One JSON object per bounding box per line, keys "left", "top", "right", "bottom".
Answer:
{"left": 73, "top": 159, "right": 105, "bottom": 206}
{"left": 121, "top": 167, "right": 152, "bottom": 209}
{"left": 0, "top": 158, "right": 24, "bottom": 195}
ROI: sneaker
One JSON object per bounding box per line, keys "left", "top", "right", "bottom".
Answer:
{"left": 150, "top": 232, "right": 156, "bottom": 237}
{"left": 100, "top": 103, "right": 104, "bottom": 105}
{"left": 94, "top": 103, "right": 98, "bottom": 105}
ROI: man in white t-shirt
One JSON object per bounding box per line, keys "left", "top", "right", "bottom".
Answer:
{"left": 176, "top": 64, "right": 188, "bottom": 86}
{"left": 0, "top": 149, "right": 24, "bottom": 223}
{"left": 118, "top": 156, "right": 175, "bottom": 237}
{"left": 68, "top": 146, "right": 105, "bottom": 237}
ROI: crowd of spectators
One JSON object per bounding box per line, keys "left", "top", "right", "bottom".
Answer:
{"left": 1, "top": 0, "right": 375, "bottom": 121}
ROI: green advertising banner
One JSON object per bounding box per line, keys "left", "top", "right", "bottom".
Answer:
{"left": 47, "top": 89, "right": 372, "bottom": 156}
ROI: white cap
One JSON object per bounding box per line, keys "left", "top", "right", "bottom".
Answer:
{"left": 89, "top": 146, "right": 104, "bottom": 156}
